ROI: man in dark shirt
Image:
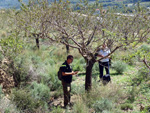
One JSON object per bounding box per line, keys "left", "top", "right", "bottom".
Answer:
{"left": 61, "top": 55, "right": 78, "bottom": 108}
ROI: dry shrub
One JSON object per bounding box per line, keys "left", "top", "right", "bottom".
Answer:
{"left": 71, "top": 83, "right": 127, "bottom": 113}
{"left": 73, "top": 96, "right": 89, "bottom": 113}
{"left": 91, "top": 83, "right": 127, "bottom": 103}
{"left": 79, "top": 82, "right": 128, "bottom": 112}
{"left": 1, "top": 31, "right": 7, "bottom": 37}
{"left": 0, "top": 96, "right": 19, "bottom": 113}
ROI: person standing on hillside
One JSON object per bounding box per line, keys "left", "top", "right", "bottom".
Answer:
{"left": 61, "top": 55, "right": 78, "bottom": 108}
{"left": 97, "top": 43, "right": 111, "bottom": 81}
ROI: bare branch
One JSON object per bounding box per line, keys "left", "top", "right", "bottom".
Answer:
{"left": 143, "top": 57, "right": 150, "bottom": 70}
{"left": 69, "top": 36, "right": 82, "bottom": 48}
{"left": 60, "top": 41, "right": 80, "bottom": 49}
{"left": 96, "top": 45, "right": 123, "bottom": 62}
{"left": 86, "top": 26, "right": 97, "bottom": 46}
{"left": 46, "top": 35, "right": 57, "bottom": 42}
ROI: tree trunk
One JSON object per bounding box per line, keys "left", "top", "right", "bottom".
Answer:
{"left": 66, "top": 45, "right": 69, "bottom": 54}
{"left": 36, "top": 37, "right": 40, "bottom": 49}
{"left": 85, "top": 59, "right": 95, "bottom": 91}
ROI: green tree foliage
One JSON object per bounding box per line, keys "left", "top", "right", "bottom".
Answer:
{"left": 129, "top": 44, "right": 150, "bottom": 71}
{"left": 0, "top": 34, "right": 23, "bottom": 60}
{"left": 0, "top": 32, "right": 24, "bottom": 86}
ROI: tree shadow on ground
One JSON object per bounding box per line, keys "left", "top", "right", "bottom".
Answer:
{"left": 110, "top": 72, "right": 121, "bottom": 76}
{"left": 77, "top": 71, "right": 121, "bottom": 78}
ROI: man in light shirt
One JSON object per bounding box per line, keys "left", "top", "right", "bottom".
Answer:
{"left": 97, "top": 43, "right": 111, "bottom": 81}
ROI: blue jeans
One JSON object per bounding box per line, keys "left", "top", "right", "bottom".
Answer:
{"left": 99, "top": 61, "right": 110, "bottom": 79}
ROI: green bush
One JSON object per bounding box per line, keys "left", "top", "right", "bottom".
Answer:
{"left": 92, "top": 98, "right": 113, "bottom": 112}
{"left": 139, "top": 44, "right": 150, "bottom": 53}
{"left": 121, "top": 53, "right": 137, "bottom": 65}
{"left": 20, "top": 48, "right": 61, "bottom": 91}
{"left": 52, "top": 46, "right": 66, "bottom": 61}
{"left": 0, "top": 86, "right": 4, "bottom": 99}
{"left": 139, "top": 83, "right": 150, "bottom": 94}
{"left": 1, "top": 31, "right": 7, "bottom": 37}
{"left": 4, "top": 108, "right": 11, "bottom": 113}
{"left": 112, "top": 61, "right": 127, "bottom": 74}
{"left": 45, "top": 58, "right": 55, "bottom": 66}
{"left": 31, "top": 55, "right": 41, "bottom": 66}
{"left": 136, "top": 44, "right": 150, "bottom": 62}
{"left": 120, "top": 103, "right": 133, "bottom": 110}
{"left": 0, "top": 35, "right": 24, "bottom": 60}
{"left": 92, "top": 62, "right": 99, "bottom": 73}
{"left": 73, "top": 99, "right": 89, "bottom": 113}
{"left": 51, "top": 106, "right": 64, "bottom": 113}
{"left": 82, "top": 83, "right": 126, "bottom": 109}
{"left": 71, "top": 84, "right": 84, "bottom": 95}
{"left": 130, "top": 68, "right": 150, "bottom": 99}
{"left": 11, "top": 89, "right": 40, "bottom": 112}
{"left": 112, "top": 50, "right": 137, "bottom": 66}
{"left": 126, "top": 86, "right": 138, "bottom": 103}
{"left": 30, "top": 82, "right": 50, "bottom": 102}
{"left": 131, "top": 67, "right": 150, "bottom": 86}
{"left": 38, "top": 65, "right": 61, "bottom": 91}
{"left": 0, "top": 53, "right": 4, "bottom": 62}
{"left": 18, "top": 47, "right": 61, "bottom": 90}
{"left": 51, "top": 90, "right": 63, "bottom": 99}
{"left": 13, "top": 56, "right": 31, "bottom": 84}
{"left": 126, "top": 57, "right": 137, "bottom": 66}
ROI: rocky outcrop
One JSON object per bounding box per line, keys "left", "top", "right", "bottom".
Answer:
{"left": 0, "top": 59, "right": 15, "bottom": 93}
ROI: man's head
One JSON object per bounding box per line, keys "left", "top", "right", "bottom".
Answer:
{"left": 67, "top": 55, "right": 73, "bottom": 64}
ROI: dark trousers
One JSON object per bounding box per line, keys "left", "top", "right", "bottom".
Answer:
{"left": 99, "top": 61, "right": 110, "bottom": 79}
{"left": 62, "top": 80, "right": 71, "bottom": 107}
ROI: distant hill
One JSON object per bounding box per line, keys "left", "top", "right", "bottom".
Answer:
{"left": 0, "top": 0, "right": 150, "bottom": 9}
{"left": 0, "top": 0, "right": 28, "bottom": 9}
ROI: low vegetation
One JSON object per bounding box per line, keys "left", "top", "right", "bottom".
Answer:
{"left": 0, "top": 0, "right": 150, "bottom": 112}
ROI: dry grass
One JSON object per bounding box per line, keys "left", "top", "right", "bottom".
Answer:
{"left": 0, "top": 96, "right": 19, "bottom": 113}
{"left": 89, "top": 82, "right": 127, "bottom": 103}
{"left": 71, "top": 82, "right": 128, "bottom": 113}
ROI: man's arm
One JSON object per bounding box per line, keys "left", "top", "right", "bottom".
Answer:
{"left": 97, "top": 50, "right": 104, "bottom": 57}
{"left": 62, "top": 71, "right": 78, "bottom": 76}
{"left": 97, "top": 54, "right": 104, "bottom": 57}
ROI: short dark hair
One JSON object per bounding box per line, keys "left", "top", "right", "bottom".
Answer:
{"left": 67, "top": 55, "right": 73, "bottom": 60}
